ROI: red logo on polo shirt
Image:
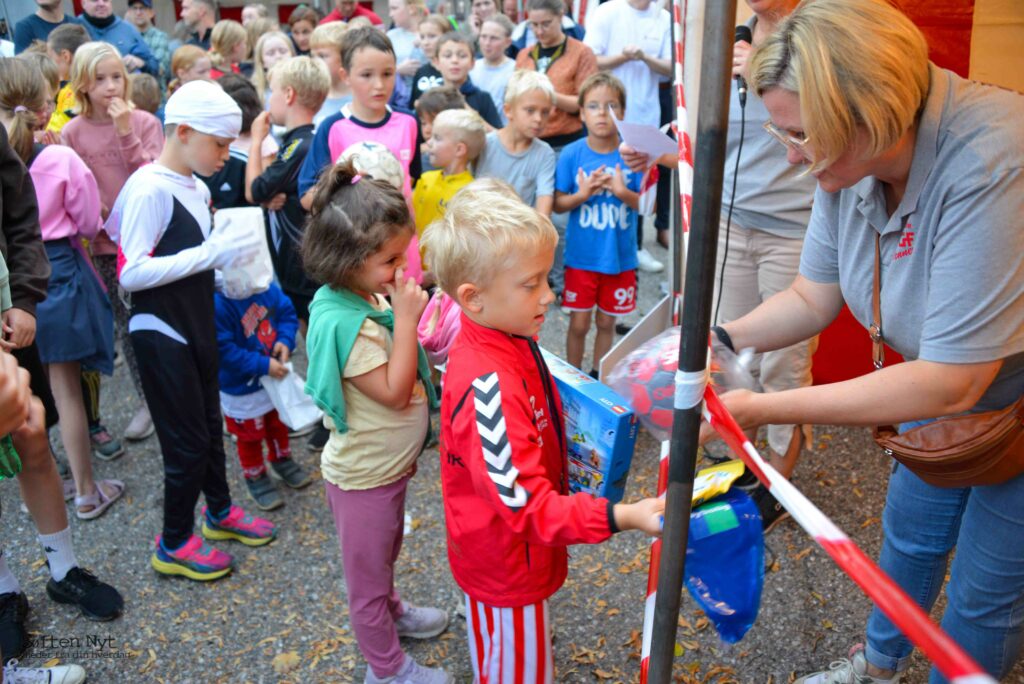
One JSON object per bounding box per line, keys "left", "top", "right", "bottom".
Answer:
{"left": 894, "top": 223, "right": 915, "bottom": 261}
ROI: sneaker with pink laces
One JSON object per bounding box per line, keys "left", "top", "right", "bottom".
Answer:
{"left": 200, "top": 505, "right": 277, "bottom": 547}
{"left": 151, "top": 534, "right": 234, "bottom": 581}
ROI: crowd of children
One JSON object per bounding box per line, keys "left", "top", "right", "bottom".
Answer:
{"left": 0, "top": 1, "right": 672, "bottom": 681}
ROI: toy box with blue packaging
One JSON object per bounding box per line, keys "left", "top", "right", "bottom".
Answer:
{"left": 540, "top": 349, "right": 639, "bottom": 503}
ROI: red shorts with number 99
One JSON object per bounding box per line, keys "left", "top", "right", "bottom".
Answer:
{"left": 562, "top": 267, "right": 637, "bottom": 316}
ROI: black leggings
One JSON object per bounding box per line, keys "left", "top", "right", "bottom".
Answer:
{"left": 131, "top": 330, "right": 231, "bottom": 548}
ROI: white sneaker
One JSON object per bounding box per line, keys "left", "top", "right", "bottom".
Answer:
{"left": 364, "top": 655, "right": 454, "bottom": 684}
{"left": 795, "top": 646, "right": 901, "bottom": 684}
{"left": 124, "top": 404, "right": 154, "bottom": 441}
{"left": 637, "top": 248, "right": 665, "bottom": 273}
{"left": 4, "top": 659, "right": 87, "bottom": 684}
{"left": 395, "top": 602, "right": 449, "bottom": 639}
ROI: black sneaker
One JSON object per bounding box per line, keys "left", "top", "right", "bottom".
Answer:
{"left": 245, "top": 472, "right": 284, "bottom": 510}
{"left": 750, "top": 485, "right": 790, "bottom": 534}
{"left": 307, "top": 425, "right": 330, "bottom": 454}
{"left": 45, "top": 567, "right": 123, "bottom": 621}
{"left": 268, "top": 458, "right": 312, "bottom": 489}
{"left": 0, "top": 592, "right": 29, "bottom": 662}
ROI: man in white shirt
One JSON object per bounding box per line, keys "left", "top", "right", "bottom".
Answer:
{"left": 584, "top": 0, "right": 671, "bottom": 129}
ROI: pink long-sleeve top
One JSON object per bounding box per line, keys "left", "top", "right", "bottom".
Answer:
{"left": 61, "top": 109, "right": 164, "bottom": 256}
{"left": 28, "top": 145, "right": 102, "bottom": 243}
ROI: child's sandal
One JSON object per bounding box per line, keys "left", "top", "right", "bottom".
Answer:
{"left": 75, "top": 479, "right": 125, "bottom": 520}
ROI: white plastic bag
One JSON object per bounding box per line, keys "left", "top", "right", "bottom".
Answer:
{"left": 259, "top": 363, "right": 323, "bottom": 431}
{"left": 212, "top": 207, "right": 274, "bottom": 299}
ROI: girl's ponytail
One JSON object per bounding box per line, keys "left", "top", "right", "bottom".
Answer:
{"left": 0, "top": 59, "right": 49, "bottom": 164}
{"left": 309, "top": 159, "right": 362, "bottom": 217}
{"left": 302, "top": 159, "right": 412, "bottom": 290}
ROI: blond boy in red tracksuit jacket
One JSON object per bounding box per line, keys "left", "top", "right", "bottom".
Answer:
{"left": 429, "top": 183, "right": 663, "bottom": 684}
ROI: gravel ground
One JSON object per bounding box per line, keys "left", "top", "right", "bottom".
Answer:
{"left": 4, "top": 235, "right": 1022, "bottom": 683}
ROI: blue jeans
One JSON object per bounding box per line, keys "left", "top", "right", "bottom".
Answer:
{"left": 865, "top": 463, "right": 1024, "bottom": 682}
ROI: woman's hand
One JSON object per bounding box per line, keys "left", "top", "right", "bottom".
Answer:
{"left": 732, "top": 39, "right": 752, "bottom": 80}
{"left": 699, "top": 389, "right": 764, "bottom": 445}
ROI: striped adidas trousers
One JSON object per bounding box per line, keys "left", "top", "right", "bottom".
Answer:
{"left": 465, "top": 595, "right": 554, "bottom": 684}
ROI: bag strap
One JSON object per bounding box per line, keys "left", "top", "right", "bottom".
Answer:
{"left": 871, "top": 233, "right": 885, "bottom": 370}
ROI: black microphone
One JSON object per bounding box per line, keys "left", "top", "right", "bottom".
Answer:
{"left": 735, "top": 25, "right": 752, "bottom": 108}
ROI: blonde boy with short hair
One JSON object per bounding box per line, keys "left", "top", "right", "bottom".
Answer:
{"left": 422, "top": 188, "right": 663, "bottom": 683}
{"left": 412, "top": 108, "right": 486, "bottom": 238}
{"left": 309, "top": 22, "right": 352, "bottom": 128}
{"left": 474, "top": 69, "right": 556, "bottom": 216}
{"left": 245, "top": 56, "right": 330, "bottom": 330}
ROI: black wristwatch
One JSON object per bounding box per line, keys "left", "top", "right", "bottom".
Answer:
{"left": 710, "top": 325, "right": 735, "bottom": 353}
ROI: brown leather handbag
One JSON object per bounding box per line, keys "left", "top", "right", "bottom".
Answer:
{"left": 869, "top": 234, "right": 1024, "bottom": 487}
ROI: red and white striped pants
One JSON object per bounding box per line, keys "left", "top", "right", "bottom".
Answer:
{"left": 465, "top": 595, "right": 554, "bottom": 684}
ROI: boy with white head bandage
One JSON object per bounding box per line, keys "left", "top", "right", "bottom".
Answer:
{"left": 106, "top": 80, "right": 277, "bottom": 582}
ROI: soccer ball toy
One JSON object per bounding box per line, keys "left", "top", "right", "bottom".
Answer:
{"left": 337, "top": 141, "right": 405, "bottom": 190}
{"left": 606, "top": 328, "right": 681, "bottom": 440}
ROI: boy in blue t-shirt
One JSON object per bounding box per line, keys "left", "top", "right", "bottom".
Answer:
{"left": 554, "top": 72, "right": 641, "bottom": 377}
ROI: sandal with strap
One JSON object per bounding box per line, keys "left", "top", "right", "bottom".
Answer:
{"left": 75, "top": 479, "right": 125, "bottom": 520}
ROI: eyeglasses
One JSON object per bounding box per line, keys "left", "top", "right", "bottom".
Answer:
{"left": 584, "top": 102, "right": 623, "bottom": 114}
{"left": 763, "top": 121, "right": 812, "bottom": 158}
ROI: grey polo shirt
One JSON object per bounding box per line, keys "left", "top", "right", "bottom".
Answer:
{"left": 800, "top": 64, "right": 1024, "bottom": 412}
{"left": 722, "top": 17, "right": 816, "bottom": 238}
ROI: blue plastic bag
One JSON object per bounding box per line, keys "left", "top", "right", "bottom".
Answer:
{"left": 684, "top": 488, "right": 764, "bottom": 643}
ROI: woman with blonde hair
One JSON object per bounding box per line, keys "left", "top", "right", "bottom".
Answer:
{"left": 208, "top": 19, "right": 249, "bottom": 79}
{"left": 703, "top": 0, "right": 1024, "bottom": 681}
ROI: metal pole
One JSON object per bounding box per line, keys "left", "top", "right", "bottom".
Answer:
{"left": 646, "top": 0, "right": 735, "bottom": 680}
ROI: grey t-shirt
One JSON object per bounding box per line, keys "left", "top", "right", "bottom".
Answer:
{"left": 474, "top": 132, "right": 556, "bottom": 208}
{"left": 470, "top": 60, "right": 516, "bottom": 126}
{"left": 800, "top": 64, "right": 1024, "bottom": 412}
{"left": 722, "top": 18, "right": 816, "bottom": 238}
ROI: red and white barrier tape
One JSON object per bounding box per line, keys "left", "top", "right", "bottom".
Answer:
{"left": 639, "top": 441, "right": 670, "bottom": 683}
{"left": 671, "top": 0, "right": 694, "bottom": 236}
{"left": 700, "top": 386, "right": 995, "bottom": 684}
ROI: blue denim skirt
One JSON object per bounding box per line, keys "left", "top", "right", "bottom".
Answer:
{"left": 35, "top": 239, "right": 114, "bottom": 375}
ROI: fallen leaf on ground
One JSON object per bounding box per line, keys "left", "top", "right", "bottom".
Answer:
{"left": 272, "top": 651, "right": 300, "bottom": 674}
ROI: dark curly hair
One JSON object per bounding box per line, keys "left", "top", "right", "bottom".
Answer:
{"left": 301, "top": 160, "right": 412, "bottom": 290}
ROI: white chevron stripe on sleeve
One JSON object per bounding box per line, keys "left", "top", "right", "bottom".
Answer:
{"left": 472, "top": 372, "right": 528, "bottom": 511}
{"left": 499, "top": 487, "right": 529, "bottom": 509}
